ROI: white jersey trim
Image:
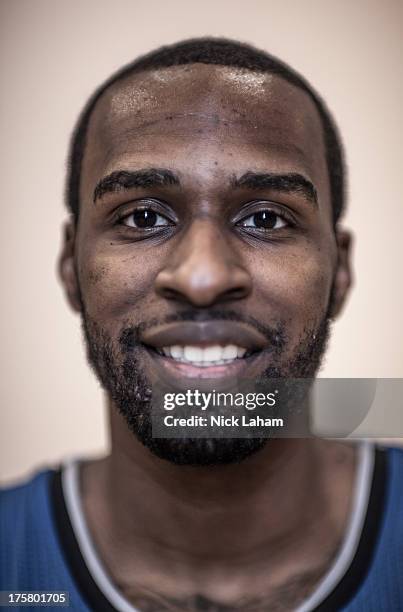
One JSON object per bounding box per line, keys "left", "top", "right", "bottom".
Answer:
{"left": 62, "top": 459, "right": 140, "bottom": 612}
{"left": 295, "top": 440, "right": 375, "bottom": 612}
{"left": 62, "top": 441, "right": 375, "bottom": 612}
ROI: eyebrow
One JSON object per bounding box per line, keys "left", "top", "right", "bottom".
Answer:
{"left": 232, "top": 172, "right": 318, "bottom": 205}
{"left": 93, "top": 168, "right": 180, "bottom": 202}
{"left": 93, "top": 168, "right": 318, "bottom": 206}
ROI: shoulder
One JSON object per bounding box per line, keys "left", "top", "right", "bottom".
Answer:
{"left": 382, "top": 444, "right": 403, "bottom": 505}
{"left": 381, "top": 445, "right": 403, "bottom": 532}
{"left": 0, "top": 466, "right": 54, "bottom": 520}
{"left": 0, "top": 466, "right": 54, "bottom": 494}
{"left": 0, "top": 467, "right": 57, "bottom": 586}
{"left": 385, "top": 443, "right": 403, "bottom": 472}
{"left": 365, "top": 445, "right": 403, "bottom": 544}
{"left": 346, "top": 445, "right": 403, "bottom": 609}
{"left": 1, "top": 464, "right": 92, "bottom": 609}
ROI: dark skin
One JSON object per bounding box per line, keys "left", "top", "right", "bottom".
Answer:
{"left": 59, "top": 64, "right": 354, "bottom": 610}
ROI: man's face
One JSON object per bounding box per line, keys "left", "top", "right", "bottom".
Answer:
{"left": 60, "top": 64, "right": 351, "bottom": 464}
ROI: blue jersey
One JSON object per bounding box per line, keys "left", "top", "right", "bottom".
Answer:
{"left": 1, "top": 445, "right": 403, "bottom": 611}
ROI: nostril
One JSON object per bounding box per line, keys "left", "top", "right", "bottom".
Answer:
{"left": 157, "top": 282, "right": 250, "bottom": 307}
{"left": 158, "top": 286, "right": 187, "bottom": 302}
{"left": 223, "top": 286, "right": 250, "bottom": 300}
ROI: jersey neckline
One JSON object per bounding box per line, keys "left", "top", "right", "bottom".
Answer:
{"left": 50, "top": 442, "right": 388, "bottom": 612}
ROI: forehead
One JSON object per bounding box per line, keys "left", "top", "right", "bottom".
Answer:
{"left": 83, "top": 64, "right": 329, "bottom": 201}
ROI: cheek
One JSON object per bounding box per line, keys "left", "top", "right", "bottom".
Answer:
{"left": 78, "top": 247, "right": 156, "bottom": 323}
{"left": 253, "top": 247, "right": 333, "bottom": 326}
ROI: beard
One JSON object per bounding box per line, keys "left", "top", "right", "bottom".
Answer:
{"left": 81, "top": 300, "right": 333, "bottom": 466}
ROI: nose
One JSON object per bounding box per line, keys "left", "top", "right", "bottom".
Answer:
{"left": 155, "top": 219, "right": 252, "bottom": 307}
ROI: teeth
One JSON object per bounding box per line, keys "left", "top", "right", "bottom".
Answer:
{"left": 184, "top": 346, "right": 203, "bottom": 362}
{"left": 222, "top": 345, "right": 238, "bottom": 360}
{"left": 170, "top": 345, "right": 183, "bottom": 359}
{"left": 159, "top": 344, "right": 248, "bottom": 366}
{"left": 203, "top": 345, "right": 222, "bottom": 362}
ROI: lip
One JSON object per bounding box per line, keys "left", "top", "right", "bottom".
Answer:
{"left": 140, "top": 321, "right": 269, "bottom": 352}
{"left": 140, "top": 321, "right": 270, "bottom": 381}
{"left": 144, "top": 345, "right": 263, "bottom": 380}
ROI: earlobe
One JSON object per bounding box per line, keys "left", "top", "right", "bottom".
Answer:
{"left": 329, "top": 229, "right": 353, "bottom": 319}
{"left": 58, "top": 219, "right": 82, "bottom": 313}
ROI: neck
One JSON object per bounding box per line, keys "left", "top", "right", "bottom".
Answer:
{"left": 80, "top": 401, "right": 356, "bottom": 601}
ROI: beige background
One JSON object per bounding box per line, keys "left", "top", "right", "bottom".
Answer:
{"left": 1, "top": 0, "right": 402, "bottom": 483}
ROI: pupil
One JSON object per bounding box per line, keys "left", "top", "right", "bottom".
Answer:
{"left": 254, "top": 211, "right": 277, "bottom": 229}
{"left": 133, "top": 210, "right": 157, "bottom": 228}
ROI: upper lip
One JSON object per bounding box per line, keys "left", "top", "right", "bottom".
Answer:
{"left": 140, "top": 321, "right": 269, "bottom": 352}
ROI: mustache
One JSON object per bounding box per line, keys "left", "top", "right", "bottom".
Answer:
{"left": 119, "top": 309, "right": 286, "bottom": 353}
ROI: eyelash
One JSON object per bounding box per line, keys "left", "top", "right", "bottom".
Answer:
{"left": 115, "top": 200, "right": 174, "bottom": 231}
{"left": 236, "top": 208, "right": 294, "bottom": 231}
{"left": 116, "top": 202, "right": 295, "bottom": 234}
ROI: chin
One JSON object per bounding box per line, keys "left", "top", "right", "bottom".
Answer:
{"left": 136, "top": 434, "right": 268, "bottom": 466}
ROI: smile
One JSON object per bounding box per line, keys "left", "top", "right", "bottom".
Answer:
{"left": 140, "top": 320, "right": 269, "bottom": 379}
{"left": 155, "top": 344, "right": 249, "bottom": 367}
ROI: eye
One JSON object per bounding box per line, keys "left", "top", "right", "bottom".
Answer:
{"left": 122, "top": 209, "right": 171, "bottom": 229}
{"left": 239, "top": 210, "right": 288, "bottom": 230}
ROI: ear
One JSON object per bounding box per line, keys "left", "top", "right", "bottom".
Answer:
{"left": 58, "top": 219, "right": 82, "bottom": 313}
{"left": 329, "top": 228, "right": 353, "bottom": 318}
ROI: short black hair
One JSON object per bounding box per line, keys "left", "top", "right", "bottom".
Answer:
{"left": 66, "top": 37, "right": 346, "bottom": 224}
